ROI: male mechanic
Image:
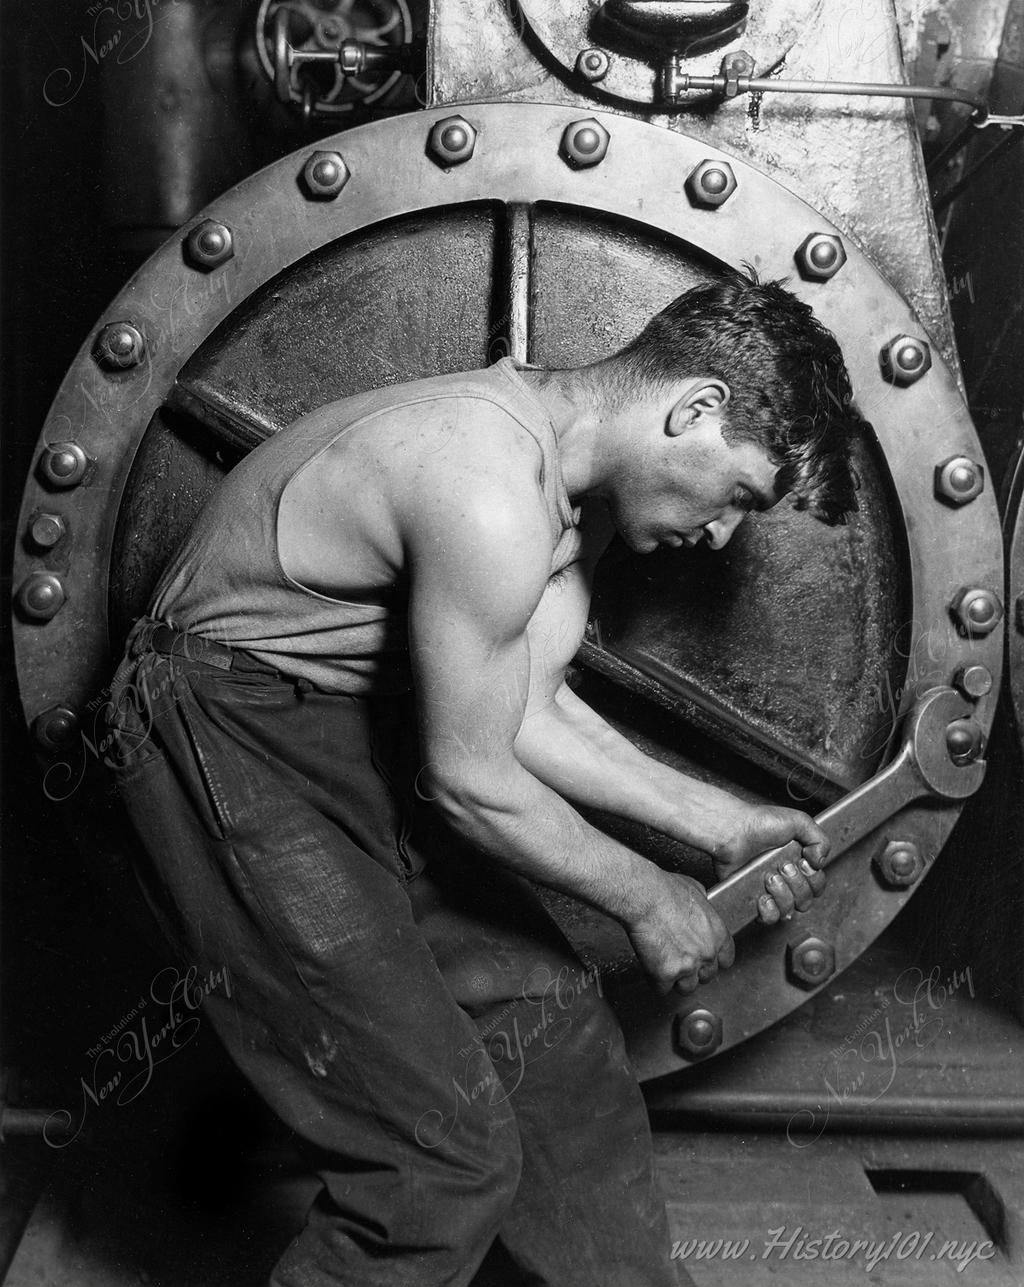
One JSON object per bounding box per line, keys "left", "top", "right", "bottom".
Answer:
{"left": 107, "top": 270, "right": 862, "bottom": 1287}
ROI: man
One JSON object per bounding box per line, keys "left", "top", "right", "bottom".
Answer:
{"left": 107, "top": 269, "right": 863, "bottom": 1286}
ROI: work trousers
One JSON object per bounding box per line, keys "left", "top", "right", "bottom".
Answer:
{"left": 106, "top": 619, "right": 686, "bottom": 1287}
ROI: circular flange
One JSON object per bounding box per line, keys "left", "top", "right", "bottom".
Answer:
{"left": 514, "top": 0, "right": 824, "bottom": 106}
{"left": 13, "top": 103, "right": 1003, "bottom": 1080}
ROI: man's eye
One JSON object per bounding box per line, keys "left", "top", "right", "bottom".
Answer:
{"left": 734, "top": 489, "right": 755, "bottom": 512}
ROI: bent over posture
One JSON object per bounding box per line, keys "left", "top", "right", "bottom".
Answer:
{"left": 107, "top": 272, "right": 863, "bottom": 1287}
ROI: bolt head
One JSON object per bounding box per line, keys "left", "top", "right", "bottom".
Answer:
{"left": 673, "top": 1006, "right": 723, "bottom": 1059}
{"left": 874, "top": 840, "right": 924, "bottom": 888}
{"left": 428, "top": 115, "right": 477, "bottom": 167}
{"left": 880, "top": 334, "right": 932, "bottom": 386}
{"left": 787, "top": 935, "right": 836, "bottom": 988}
{"left": 795, "top": 233, "right": 847, "bottom": 281}
{"left": 301, "top": 150, "right": 350, "bottom": 199}
{"left": 39, "top": 441, "right": 88, "bottom": 489}
{"left": 93, "top": 322, "right": 146, "bottom": 371}
{"left": 934, "top": 455, "right": 984, "bottom": 506}
{"left": 184, "top": 219, "right": 235, "bottom": 271}
{"left": 953, "top": 664, "right": 993, "bottom": 700}
{"left": 16, "top": 571, "right": 66, "bottom": 621}
{"left": 945, "top": 717, "right": 984, "bottom": 765}
{"left": 28, "top": 512, "right": 67, "bottom": 549}
{"left": 33, "top": 705, "right": 79, "bottom": 752}
{"left": 560, "top": 118, "right": 610, "bottom": 169}
{"left": 685, "top": 160, "right": 737, "bottom": 208}
{"left": 575, "top": 48, "right": 610, "bottom": 82}
{"left": 950, "top": 586, "right": 1003, "bottom": 637}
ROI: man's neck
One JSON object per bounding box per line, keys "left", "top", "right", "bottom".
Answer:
{"left": 516, "top": 364, "right": 619, "bottom": 500}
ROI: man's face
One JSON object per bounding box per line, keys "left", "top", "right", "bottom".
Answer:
{"left": 612, "top": 415, "right": 784, "bottom": 555}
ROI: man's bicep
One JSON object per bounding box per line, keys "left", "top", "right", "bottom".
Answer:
{"left": 405, "top": 493, "right": 551, "bottom": 793}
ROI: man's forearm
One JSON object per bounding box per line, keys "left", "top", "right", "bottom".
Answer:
{"left": 514, "top": 682, "right": 747, "bottom": 860}
{"left": 423, "top": 751, "right": 667, "bottom": 925}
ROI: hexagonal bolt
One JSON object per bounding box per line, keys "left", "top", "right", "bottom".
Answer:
{"left": 575, "top": 48, "right": 610, "bottom": 82}
{"left": 301, "top": 150, "right": 350, "bottom": 200}
{"left": 880, "top": 334, "right": 932, "bottom": 386}
{"left": 945, "top": 717, "right": 984, "bottom": 766}
{"left": 16, "top": 571, "right": 66, "bottom": 621}
{"left": 673, "top": 1007, "right": 723, "bottom": 1059}
{"left": 795, "top": 233, "right": 847, "bottom": 282}
{"left": 560, "top": 118, "right": 610, "bottom": 169}
{"left": 934, "top": 455, "right": 984, "bottom": 506}
{"left": 32, "top": 705, "right": 80, "bottom": 753}
{"left": 39, "top": 441, "right": 88, "bottom": 489}
{"left": 428, "top": 116, "right": 477, "bottom": 167}
{"left": 685, "top": 160, "right": 737, "bottom": 208}
{"left": 93, "top": 322, "right": 146, "bottom": 371}
{"left": 950, "top": 586, "right": 1003, "bottom": 637}
{"left": 184, "top": 220, "right": 235, "bottom": 272}
{"left": 787, "top": 935, "right": 836, "bottom": 989}
{"left": 953, "top": 663, "right": 993, "bottom": 700}
{"left": 874, "top": 840, "right": 924, "bottom": 889}
{"left": 28, "top": 512, "right": 67, "bottom": 549}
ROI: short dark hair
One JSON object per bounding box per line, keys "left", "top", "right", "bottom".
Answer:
{"left": 615, "top": 269, "right": 865, "bottom": 524}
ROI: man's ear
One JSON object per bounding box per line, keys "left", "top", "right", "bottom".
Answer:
{"left": 666, "top": 378, "right": 731, "bottom": 437}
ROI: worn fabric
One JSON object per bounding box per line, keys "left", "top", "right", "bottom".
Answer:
{"left": 106, "top": 620, "right": 687, "bottom": 1287}
{"left": 150, "top": 359, "right": 579, "bottom": 696}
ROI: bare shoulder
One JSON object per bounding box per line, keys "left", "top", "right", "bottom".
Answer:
{"left": 378, "top": 396, "right": 556, "bottom": 635}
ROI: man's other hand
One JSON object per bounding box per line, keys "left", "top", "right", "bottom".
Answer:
{"left": 712, "top": 805, "right": 829, "bottom": 924}
{"left": 624, "top": 868, "right": 734, "bottom": 995}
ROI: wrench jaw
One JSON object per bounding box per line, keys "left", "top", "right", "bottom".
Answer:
{"left": 906, "top": 686, "right": 987, "bottom": 799}
{"left": 709, "top": 686, "right": 987, "bottom": 936}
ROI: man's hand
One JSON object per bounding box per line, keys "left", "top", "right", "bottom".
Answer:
{"left": 623, "top": 867, "right": 734, "bottom": 995}
{"left": 711, "top": 804, "right": 829, "bottom": 925}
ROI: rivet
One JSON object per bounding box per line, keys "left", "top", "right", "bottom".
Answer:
{"left": 427, "top": 115, "right": 477, "bottom": 166}
{"left": 301, "top": 150, "right": 350, "bottom": 200}
{"left": 795, "top": 233, "right": 847, "bottom": 282}
{"left": 28, "top": 513, "right": 67, "bottom": 549}
{"left": 880, "top": 334, "right": 932, "bottom": 386}
{"left": 575, "top": 48, "right": 610, "bottom": 82}
{"left": 39, "top": 442, "right": 88, "bottom": 489}
{"left": 874, "top": 840, "right": 924, "bottom": 888}
{"left": 93, "top": 322, "right": 146, "bottom": 371}
{"left": 33, "top": 705, "right": 79, "bottom": 752}
{"left": 946, "top": 718, "right": 984, "bottom": 765}
{"left": 953, "top": 664, "right": 992, "bottom": 700}
{"left": 184, "top": 219, "right": 235, "bottom": 271}
{"left": 950, "top": 586, "right": 1003, "bottom": 637}
{"left": 787, "top": 936, "right": 836, "bottom": 988}
{"left": 16, "top": 571, "right": 66, "bottom": 621}
{"left": 673, "top": 1007, "right": 723, "bottom": 1059}
{"left": 934, "top": 455, "right": 984, "bottom": 506}
{"left": 560, "top": 118, "right": 610, "bottom": 168}
{"left": 685, "top": 160, "right": 737, "bottom": 208}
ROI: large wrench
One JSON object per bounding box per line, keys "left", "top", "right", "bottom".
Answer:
{"left": 708, "top": 687, "right": 987, "bottom": 935}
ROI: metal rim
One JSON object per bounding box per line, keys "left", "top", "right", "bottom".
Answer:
{"left": 12, "top": 103, "right": 1004, "bottom": 1076}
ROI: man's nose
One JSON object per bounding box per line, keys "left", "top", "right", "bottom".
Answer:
{"left": 703, "top": 510, "right": 746, "bottom": 550}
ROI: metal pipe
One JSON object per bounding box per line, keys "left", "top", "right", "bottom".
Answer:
{"left": 665, "top": 70, "right": 991, "bottom": 123}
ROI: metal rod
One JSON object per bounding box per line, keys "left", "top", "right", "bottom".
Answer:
{"left": 505, "top": 204, "right": 532, "bottom": 366}
{"left": 648, "top": 1092, "right": 1024, "bottom": 1135}
{"left": 666, "top": 71, "right": 990, "bottom": 123}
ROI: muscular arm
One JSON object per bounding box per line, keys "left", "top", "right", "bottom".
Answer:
{"left": 401, "top": 432, "right": 732, "bottom": 992}
{"left": 514, "top": 508, "right": 828, "bottom": 921}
